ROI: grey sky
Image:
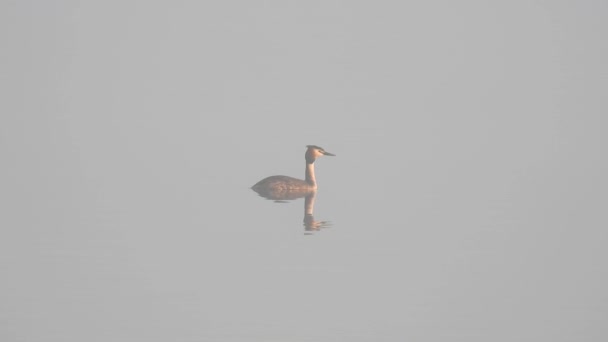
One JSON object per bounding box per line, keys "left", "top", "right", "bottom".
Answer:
{"left": 1, "top": 1, "right": 607, "bottom": 341}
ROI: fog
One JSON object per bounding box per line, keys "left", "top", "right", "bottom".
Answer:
{"left": 1, "top": 1, "right": 607, "bottom": 341}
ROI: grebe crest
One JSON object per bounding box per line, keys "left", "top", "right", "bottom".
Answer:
{"left": 251, "top": 145, "right": 335, "bottom": 200}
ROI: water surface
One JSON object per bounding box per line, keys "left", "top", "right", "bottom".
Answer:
{"left": 1, "top": 1, "right": 607, "bottom": 341}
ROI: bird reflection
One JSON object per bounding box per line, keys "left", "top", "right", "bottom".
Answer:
{"left": 302, "top": 192, "right": 331, "bottom": 234}
{"left": 251, "top": 145, "right": 335, "bottom": 234}
{"left": 252, "top": 188, "right": 332, "bottom": 234}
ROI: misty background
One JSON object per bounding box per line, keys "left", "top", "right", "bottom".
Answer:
{"left": 1, "top": 1, "right": 607, "bottom": 341}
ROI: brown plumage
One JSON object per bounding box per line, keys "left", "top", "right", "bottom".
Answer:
{"left": 251, "top": 145, "right": 335, "bottom": 200}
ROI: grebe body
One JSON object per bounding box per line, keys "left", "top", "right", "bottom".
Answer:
{"left": 252, "top": 145, "right": 335, "bottom": 200}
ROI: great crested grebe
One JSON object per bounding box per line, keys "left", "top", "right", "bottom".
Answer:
{"left": 251, "top": 145, "right": 335, "bottom": 198}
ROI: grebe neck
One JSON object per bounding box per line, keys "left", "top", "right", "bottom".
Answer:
{"left": 305, "top": 162, "right": 317, "bottom": 189}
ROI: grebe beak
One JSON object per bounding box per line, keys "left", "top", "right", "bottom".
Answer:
{"left": 322, "top": 151, "right": 336, "bottom": 156}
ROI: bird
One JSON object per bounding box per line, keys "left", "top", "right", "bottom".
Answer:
{"left": 251, "top": 145, "right": 335, "bottom": 200}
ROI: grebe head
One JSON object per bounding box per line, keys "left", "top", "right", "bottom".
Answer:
{"left": 305, "top": 145, "right": 336, "bottom": 163}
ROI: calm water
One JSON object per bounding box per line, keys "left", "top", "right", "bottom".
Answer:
{"left": 2, "top": 2, "right": 607, "bottom": 341}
